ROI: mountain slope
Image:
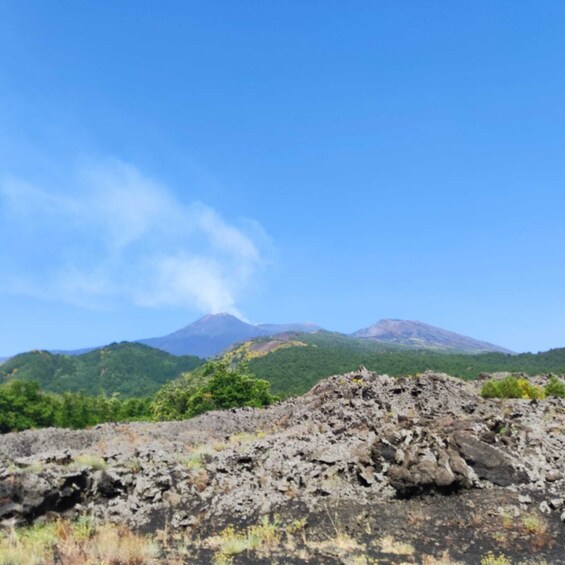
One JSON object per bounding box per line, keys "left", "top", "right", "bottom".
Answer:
{"left": 230, "top": 332, "right": 565, "bottom": 396}
{"left": 353, "top": 319, "right": 512, "bottom": 353}
{"left": 139, "top": 314, "right": 511, "bottom": 358}
{"left": 139, "top": 313, "right": 322, "bottom": 357}
{"left": 0, "top": 343, "right": 203, "bottom": 397}
{"left": 139, "top": 314, "right": 269, "bottom": 357}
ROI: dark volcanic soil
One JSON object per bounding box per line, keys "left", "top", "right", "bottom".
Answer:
{"left": 1, "top": 370, "right": 564, "bottom": 563}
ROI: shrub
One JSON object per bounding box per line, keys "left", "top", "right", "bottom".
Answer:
{"left": 545, "top": 375, "right": 565, "bottom": 398}
{"left": 480, "top": 376, "right": 545, "bottom": 400}
{"left": 151, "top": 361, "right": 276, "bottom": 421}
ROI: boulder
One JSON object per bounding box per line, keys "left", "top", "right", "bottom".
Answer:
{"left": 451, "top": 431, "right": 528, "bottom": 486}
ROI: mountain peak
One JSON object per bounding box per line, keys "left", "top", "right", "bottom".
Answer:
{"left": 195, "top": 312, "right": 241, "bottom": 324}
{"left": 352, "top": 319, "right": 512, "bottom": 353}
{"left": 139, "top": 314, "right": 323, "bottom": 358}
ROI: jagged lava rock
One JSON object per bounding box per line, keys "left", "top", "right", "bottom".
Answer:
{"left": 0, "top": 370, "right": 563, "bottom": 563}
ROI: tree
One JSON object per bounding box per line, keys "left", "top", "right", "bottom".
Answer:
{"left": 151, "top": 361, "right": 276, "bottom": 421}
{"left": 0, "top": 380, "right": 60, "bottom": 432}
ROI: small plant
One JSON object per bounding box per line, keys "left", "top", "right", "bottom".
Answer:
{"left": 8, "top": 461, "right": 43, "bottom": 475}
{"left": 229, "top": 430, "right": 266, "bottom": 444}
{"left": 179, "top": 444, "right": 215, "bottom": 471}
{"left": 407, "top": 509, "right": 425, "bottom": 527}
{"left": 214, "top": 526, "right": 249, "bottom": 560}
{"left": 481, "top": 553, "right": 511, "bottom": 565}
{"left": 211, "top": 516, "right": 283, "bottom": 563}
{"left": 72, "top": 515, "right": 96, "bottom": 540}
{"left": 180, "top": 453, "right": 203, "bottom": 471}
{"left": 125, "top": 457, "right": 142, "bottom": 473}
{"left": 521, "top": 512, "right": 547, "bottom": 535}
{"left": 247, "top": 515, "right": 281, "bottom": 548}
{"left": 71, "top": 454, "right": 107, "bottom": 471}
{"left": 545, "top": 375, "right": 565, "bottom": 398}
{"left": 500, "top": 508, "right": 514, "bottom": 529}
{"left": 378, "top": 535, "right": 415, "bottom": 555}
{"left": 212, "top": 441, "right": 227, "bottom": 452}
{"left": 422, "top": 552, "right": 465, "bottom": 565}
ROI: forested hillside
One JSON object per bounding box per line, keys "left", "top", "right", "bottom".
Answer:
{"left": 0, "top": 342, "right": 203, "bottom": 397}
{"left": 3, "top": 332, "right": 565, "bottom": 400}
{"left": 244, "top": 333, "right": 565, "bottom": 396}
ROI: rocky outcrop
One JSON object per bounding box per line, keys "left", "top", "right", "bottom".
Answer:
{"left": 1, "top": 370, "right": 564, "bottom": 563}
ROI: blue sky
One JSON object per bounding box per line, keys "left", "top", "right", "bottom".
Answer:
{"left": 1, "top": 1, "right": 564, "bottom": 355}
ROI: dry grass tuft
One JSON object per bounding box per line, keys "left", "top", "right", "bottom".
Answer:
{"left": 378, "top": 534, "right": 415, "bottom": 556}
{"left": 209, "top": 515, "right": 283, "bottom": 563}
{"left": 481, "top": 552, "right": 511, "bottom": 565}
{"left": 179, "top": 442, "right": 225, "bottom": 471}
{"left": 71, "top": 454, "right": 107, "bottom": 471}
{"left": 0, "top": 517, "right": 159, "bottom": 565}
{"left": 520, "top": 512, "right": 547, "bottom": 535}
{"left": 421, "top": 551, "right": 465, "bottom": 565}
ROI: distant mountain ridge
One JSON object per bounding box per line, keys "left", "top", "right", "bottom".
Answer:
{"left": 66, "top": 314, "right": 513, "bottom": 358}
{"left": 352, "top": 319, "right": 513, "bottom": 353}
{"left": 0, "top": 342, "right": 203, "bottom": 397}
{"left": 2, "top": 314, "right": 514, "bottom": 361}
{"left": 138, "top": 313, "right": 322, "bottom": 357}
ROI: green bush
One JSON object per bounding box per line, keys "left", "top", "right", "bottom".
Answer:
{"left": 545, "top": 375, "right": 565, "bottom": 398}
{"left": 480, "top": 376, "right": 545, "bottom": 400}
{"left": 0, "top": 381, "right": 60, "bottom": 433}
{"left": 151, "top": 361, "right": 276, "bottom": 421}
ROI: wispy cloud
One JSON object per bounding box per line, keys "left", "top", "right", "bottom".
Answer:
{"left": 0, "top": 158, "right": 267, "bottom": 315}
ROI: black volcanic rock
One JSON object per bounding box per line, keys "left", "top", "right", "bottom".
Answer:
{"left": 1, "top": 371, "right": 563, "bottom": 563}
{"left": 352, "top": 319, "right": 512, "bottom": 353}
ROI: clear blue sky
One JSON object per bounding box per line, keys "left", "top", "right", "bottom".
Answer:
{"left": 1, "top": 1, "right": 564, "bottom": 355}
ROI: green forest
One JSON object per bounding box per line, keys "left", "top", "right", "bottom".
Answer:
{"left": 246, "top": 333, "right": 565, "bottom": 396}
{"left": 0, "top": 380, "right": 152, "bottom": 433}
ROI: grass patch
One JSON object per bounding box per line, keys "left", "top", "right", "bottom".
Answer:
{"left": 481, "top": 552, "right": 511, "bottom": 565}
{"left": 378, "top": 535, "right": 415, "bottom": 556}
{"left": 228, "top": 430, "right": 267, "bottom": 444}
{"left": 0, "top": 517, "right": 159, "bottom": 565}
{"left": 125, "top": 457, "right": 142, "bottom": 473}
{"left": 70, "top": 454, "right": 107, "bottom": 471}
{"left": 178, "top": 443, "right": 220, "bottom": 471}
{"left": 521, "top": 512, "right": 548, "bottom": 535}
{"left": 421, "top": 552, "right": 465, "bottom": 565}
{"left": 8, "top": 461, "right": 43, "bottom": 475}
{"left": 209, "top": 515, "right": 290, "bottom": 563}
